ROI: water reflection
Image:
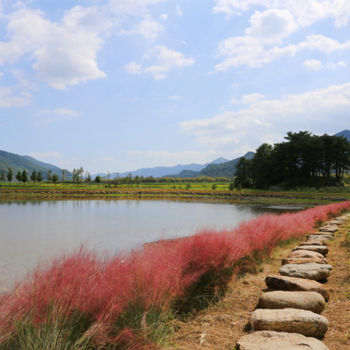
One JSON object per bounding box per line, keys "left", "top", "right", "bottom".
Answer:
{"left": 0, "top": 199, "right": 303, "bottom": 290}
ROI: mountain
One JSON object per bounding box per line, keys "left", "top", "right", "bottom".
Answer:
{"left": 92, "top": 157, "right": 229, "bottom": 179}
{"left": 173, "top": 152, "right": 255, "bottom": 179}
{"left": 334, "top": 130, "right": 350, "bottom": 141}
{"left": 0, "top": 150, "right": 71, "bottom": 180}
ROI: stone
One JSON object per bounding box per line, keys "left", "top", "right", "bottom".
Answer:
{"left": 282, "top": 257, "right": 328, "bottom": 265}
{"left": 307, "top": 236, "right": 331, "bottom": 244}
{"left": 250, "top": 308, "right": 328, "bottom": 338}
{"left": 236, "top": 331, "right": 329, "bottom": 350}
{"left": 292, "top": 246, "right": 329, "bottom": 256}
{"left": 265, "top": 275, "right": 330, "bottom": 301}
{"left": 307, "top": 234, "right": 333, "bottom": 241}
{"left": 279, "top": 263, "right": 332, "bottom": 281}
{"left": 257, "top": 291, "right": 325, "bottom": 314}
{"left": 289, "top": 250, "right": 324, "bottom": 259}
{"left": 319, "top": 225, "right": 339, "bottom": 233}
{"left": 299, "top": 241, "right": 324, "bottom": 246}
{"left": 329, "top": 219, "right": 345, "bottom": 225}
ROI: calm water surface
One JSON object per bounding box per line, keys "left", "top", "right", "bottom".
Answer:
{"left": 0, "top": 199, "right": 303, "bottom": 289}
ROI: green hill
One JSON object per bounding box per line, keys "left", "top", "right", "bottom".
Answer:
{"left": 174, "top": 152, "right": 255, "bottom": 179}
{"left": 0, "top": 150, "right": 71, "bottom": 180}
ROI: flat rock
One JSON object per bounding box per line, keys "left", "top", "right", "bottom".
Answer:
{"left": 307, "top": 236, "right": 331, "bottom": 244}
{"left": 329, "top": 219, "right": 345, "bottom": 225}
{"left": 279, "top": 263, "right": 332, "bottom": 281}
{"left": 292, "top": 246, "right": 329, "bottom": 256}
{"left": 282, "top": 257, "right": 328, "bottom": 265}
{"left": 265, "top": 275, "right": 330, "bottom": 301}
{"left": 289, "top": 250, "right": 324, "bottom": 259}
{"left": 299, "top": 241, "right": 324, "bottom": 246}
{"left": 236, "top": 331, "right": 329, "bottom": 350}
{"left": 250, "top": 308, "right": 328, "bottom": 337}
{"left": 307, "top": 234, "right": 333, "bottom": 241}
{"left": 319, "top": 225, "right": 339, "bottom": 233}
{"left": 258, "top": 291, "right": 325, "bottom": 314}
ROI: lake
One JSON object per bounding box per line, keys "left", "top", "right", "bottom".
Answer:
{"left": 0, "top": 199, "right": 303, "bottom": 290}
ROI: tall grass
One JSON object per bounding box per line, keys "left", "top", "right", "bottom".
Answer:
{"left": 0, "top": 201, "right": 349, "bottom": 349}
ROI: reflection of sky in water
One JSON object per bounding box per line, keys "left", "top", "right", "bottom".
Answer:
{"left": 0, "top": 199, "right": 303, "bottom": 290}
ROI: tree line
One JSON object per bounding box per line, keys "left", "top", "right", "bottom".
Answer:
{"left": 234, "top": 131, "right": 350, "bottom": 189}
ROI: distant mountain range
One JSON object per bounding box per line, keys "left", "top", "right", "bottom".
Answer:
{"left": 92, "top": 157, "right": 230, "bottom": 179}
{"left": 0, "top": 150, "right": 72, "bottom": 180}
{"left": 1, "top": 130, "right": 349, "bottom": 180}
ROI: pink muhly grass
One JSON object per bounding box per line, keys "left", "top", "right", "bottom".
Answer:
{"left": 0, "top": 201, "right": 348, "bottom": 349}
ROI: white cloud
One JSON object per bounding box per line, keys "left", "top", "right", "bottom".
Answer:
{"left": 241, "top": 93, "right": 265, "bottom": 104}
{"left": 0, "top": 86, "right": 31, "bottom": 107}
{"left": 303, "top": 59, "right": 323, "bottom": 70}
{"left": 0, "top": 6, "right": 107, "bottom": 90}
{"left": 169, "top": 95, "right": 180, "bottom": 99}
{"left": 303, "top": 59, "right": 347, "bottom": 71}
{"left": 327, "top": 61, "right": 346, "bottom": 69}
{"left": 126, "top": 45, "right": 194, "bottom": 80}
{"left": 216, "top": 34, "right": 350, "bottom": 70}
{"left": 118, "top": 16, "right": 164, "bottom": 39}
{"left": 246, "top": 9, "right": 298, "bottom": 45}
{"left": 159, "top": 14, "right": 168, "bottom": 20}
{"left": 180, "top": 83, "right": 350, "bottom": 148}
{"left": 125, "top": 61, "right": 143, "bottom": 74}
{"left": 176, "top": 4, "right": 184, "bottom": 16}
{"left": 214, "top": 1, "right": 350, "bottom": 70}
{"left": 213, "top": 0, "right": 350, "bottom": 27}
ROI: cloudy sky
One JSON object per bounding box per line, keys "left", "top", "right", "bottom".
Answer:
{"left": 0, "top": 0, "right": 349, "bottom": 174}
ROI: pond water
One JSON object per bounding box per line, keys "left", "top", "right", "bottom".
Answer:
{"left": 0, "top": 199, "right": 304, "bottom": 290}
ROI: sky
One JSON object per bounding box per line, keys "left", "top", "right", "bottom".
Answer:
{"left": 0, "top": 0, "right": 349, "bottom": 174}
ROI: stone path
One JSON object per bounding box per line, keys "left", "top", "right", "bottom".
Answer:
{"left": 236, "top": 213, "right": 349, "bottom": 350}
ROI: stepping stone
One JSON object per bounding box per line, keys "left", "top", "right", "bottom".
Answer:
{"left": 329, "top": 219, "right": 344, "bottom": 225}
{"left": 258, "top": 291, "right": 325, "bottom": 314}
{"left": 292, "top": 246, "right": 329, "bottom": 256}
{"left": 265, "top": 275, "right": 330, "bottom": 301}
{"left": 236, "top": 331, "right": 329, "bottom": 350}
{"left": 279, "top": 263, "right": 332, "bottom": 281}
{"left": 319, "top": 225, "right": 339, "bottom": 233}
{"left": 307, "top": 234, "right": 333, "bottom": 241}
{"left": 299, "top": 241, "right": 324, "bottom": 246}
{"left": 250, "top": 308, "right": 328, "bottom": 338}
{"left": 289, "top": 250, "right": 325, "bottom": 259}
{"left": 282, "top": 257, "right": 328, "bottom": 266}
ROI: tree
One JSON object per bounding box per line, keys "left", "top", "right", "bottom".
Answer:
{"left": 134, "top": 175, "right": 141, "bottom": 188}
{"left": 30, "top": 170, "right": 37, "bottom": 183}
{"left": 251, "top": 143, "right": 274, "bottom": 189}
{"left": 21, "top": 170, "right": 28, "bottom": 185}
{"left": 95, "top": 175, "right": 101, "bottom": 183}
{"left": 233, "top": 157, "right": 252, "bottom": 188}
{"left": 0, "top": 170, "right": 5, "bottom": 182}
{"left": 7, "top": 168, "right": 13, "bottom": 186}
{"left": 85, "top": 171, "right": 92, "bottom": 182}
{"left": 16, "top": 171, "right": 22, "bottom": 183}
{"left": 47, "top": 169, "right": 52, "bottom": 182}
{"left": 52, "top": 174, "right": 59, "bottom": 184}
{"left": 62, "top": 170, "right": 65, "bottom": 183}
{"left": 37, "top": 171, "right": 43, "bottom": 184}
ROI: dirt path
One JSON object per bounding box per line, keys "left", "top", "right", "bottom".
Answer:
{"left": 168, "top": 219, "right": 350, "bottom": 349}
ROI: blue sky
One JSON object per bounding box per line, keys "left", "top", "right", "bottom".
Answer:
{"left": 0, "top": 0, "right": 349, "bottom": 174}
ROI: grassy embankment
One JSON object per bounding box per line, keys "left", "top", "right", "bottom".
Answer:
{"left": 0, "top": 201, "right": 349, "bottom": 349}
{"left": 0, "top": 182, "right": 349, "bottom": 206}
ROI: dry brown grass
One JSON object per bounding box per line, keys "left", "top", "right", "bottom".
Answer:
{"left": 167, "top": 219, "right": 350, "bottom": 350}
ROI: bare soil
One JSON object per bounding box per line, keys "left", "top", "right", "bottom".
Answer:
{"left": 167, "top": 220, "right": 350, "bottom": 349}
